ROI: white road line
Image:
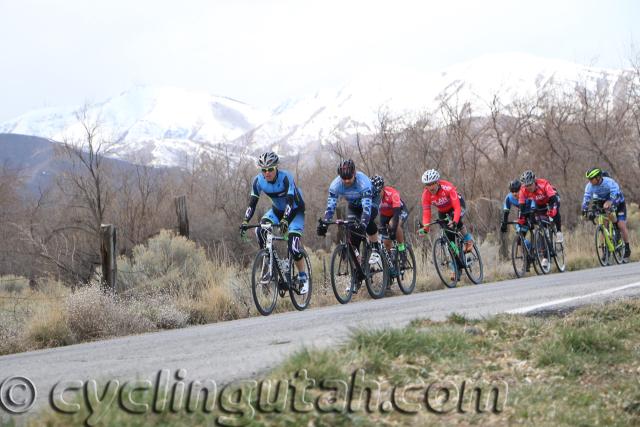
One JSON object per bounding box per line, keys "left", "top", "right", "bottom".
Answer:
{"left": 506, "top": 281, "right": 640, "bottom": 314}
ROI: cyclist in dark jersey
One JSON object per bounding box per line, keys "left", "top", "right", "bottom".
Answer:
{"left": 240, "top": 151, "right": 308, "bottom": 293}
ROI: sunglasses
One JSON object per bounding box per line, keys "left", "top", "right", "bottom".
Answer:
{"left": 261, "top": 167, "right": 276, "bottom": 173}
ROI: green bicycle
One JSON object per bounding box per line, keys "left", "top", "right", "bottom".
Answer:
{"left": 588, "top": 200, "right": 625, "bottom": 266}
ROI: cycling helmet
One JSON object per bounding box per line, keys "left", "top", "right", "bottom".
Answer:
{"left": 421, "top": 169, "right": 440, "bottom": 185}
{"left": 585, "top": 167, "right": 602, "bottom": 180}
{"left": 519, "top": 170, "right": 536, "bottom": 186}
{"left": 509, "top": 179, "right": 521, "bottom": 193}
{"left": 370, "top": 175, "right": 384, "bottom": 192}
{"left": 337, "top": 159, "right": 356, "bottom": 179}
{"left": 257, "top": 151, "right": 279, "bottom": 168}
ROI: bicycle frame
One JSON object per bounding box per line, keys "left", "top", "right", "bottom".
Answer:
{"left": 594, "top": 211, "right": 616, "bottom": 252}
{"left": 324, "top": 219, "right": 367, "bottom": 278}
{"left": 253, "top": 223, "right": 290, "bottom": 288}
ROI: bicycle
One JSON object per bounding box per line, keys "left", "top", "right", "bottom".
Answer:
{"left": 424, "top": 217, "right": 484, "bottom": 288}
{"left": 529, "top": 209, "right": 566, "bottom": 274}
{"left": 506, "top": 220, "right": 541, "bottom": 278}
{"left": 379, "top": 225, "right": 417, "bottom": 295}
{"left": 588, "top": 200, "right": 625, "bottom": 266}
{"left": 244, "top": 223, "right": 312, "bottom": 315}
{"left": 321, "top": 218, "right": 389, "bottom": 303}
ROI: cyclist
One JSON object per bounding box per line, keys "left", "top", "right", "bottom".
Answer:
{"left": 240, "top": 152, "right": 309, "bottom": 294}
{"left": 419, "top": 169, "right": 475, "bottom": 253}
{"left": 581, "top": 167, "right": 631, "bottom": 262}
{"left": 317, "top": 159, "right": 382, "bottom": 268}
{"left": 517, "top": 170, "right": 562, "bottom": 270}
{"left": 501, "top": 179, "right": 535, "bottom": 270}
{"left": 371, "top": 175, "right": 409, "bottom": 277}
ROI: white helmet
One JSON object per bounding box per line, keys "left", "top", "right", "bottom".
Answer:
{"left": 421, "top": 169, "right": 440, "bottom": 185}
{"left": 257, "top": 151, "right": 279, "bottom": 168}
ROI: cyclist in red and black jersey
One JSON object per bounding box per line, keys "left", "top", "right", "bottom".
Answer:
{"left": 370, "top": 175, "right": 408, "bottom": 254}
{"left": 518, "top": 170, "right": 563, "bottom": 243}
{"left": 419, "top": 169, "right": 474, "bottom": 252}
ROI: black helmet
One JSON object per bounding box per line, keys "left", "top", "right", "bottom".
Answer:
{"left": 370, "top": 175, "right": 384, "bottom": 192}
{"left": 257, "top": 151, "right": 279, "bottom": 168}
{"left": 520, "top": 170, "right": 535, "bottom": 186}
{"left": 509, "top": 179, "right": 521, "bottom": 193}
{"left": 337, "top": 159, "right": 356, "bottom": 179}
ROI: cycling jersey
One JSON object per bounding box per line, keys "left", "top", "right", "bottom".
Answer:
{"left": 324, "top": 171, "right": 377, "bottom": 225}
{"left": 504, "top": 193, "right": 535, "bottom": 212}
{"left": 582, "top": 177, "right": 625, "bottom": 210}
{"left": 518, "top": 178, "right": 557, "bottom": 208}
{"left": 422, "top": 180, "right": 462, "bottom": 225}
{"left": 379, "top": 186, "right": 406, "bottom": 217}
{"left": 244, "top": 169, "right": 304, "bottom": 222}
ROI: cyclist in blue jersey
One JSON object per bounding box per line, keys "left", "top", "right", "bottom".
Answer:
{"left": 500, "top": 179, "right": 536, "bottom": 232}
{"left": 581, "top": 167, "right": 631, "bottom": 262}
{"left": 500, "top": 179, "right": 535, "bottom": 270}
{"left": 240, "top": 152, "right": 309, "bottom": 293}
{"left": 317, "top": 159, "right": 382, "bottom": 264}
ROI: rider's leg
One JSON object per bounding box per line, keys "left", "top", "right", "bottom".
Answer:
{"left": 256, "top": 210, "right": 278, "bottom": 248}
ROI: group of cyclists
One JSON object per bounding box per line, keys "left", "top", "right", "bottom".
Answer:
{"left": 240, "top": 151, "right": 633, "bottom": 296}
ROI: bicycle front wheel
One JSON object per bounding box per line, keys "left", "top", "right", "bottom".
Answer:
{"left": 594, "top": 225, "right": 610, "bottom": 266}
{"left": 330, "top": 244, "right": 354, "bottom": 304}
{"left": 251, "top": 249, "right": 278, "bottom": 316}
{"left": 463, "top": 242, "right": 484, "bottom": 284}
{"left": 396, "top": 245, "right": 417, "bottom": 295}
{"left": 364, "top": 244, "right": 388, "bottom": 299}
{"left": 511, "top": 234, "right": 528, "bottom": 278}
{"left": 433, "top": 237, "right": 458, "bottom": 288}
{"left": 289, "top": 250, "right": 312, "bottom": 311}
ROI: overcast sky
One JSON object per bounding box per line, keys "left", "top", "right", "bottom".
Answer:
{"left": 0, "top": 0, "right": 638, "bottom": 121}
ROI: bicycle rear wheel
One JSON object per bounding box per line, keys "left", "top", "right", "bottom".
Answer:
{"left": 251, "top": 249, "right": 278, "bottom": 316}
{"left": 396, "top": 245, "right": 417, "bottom": 295}
{"left": 433, "top": 237, "right": 458, "bottom": 288}
{"left": 463, "top": 242, "right": 483, "bottom": 284}
{"left": 533, "top": 228, "right": 551, "bottom": 274}
{"left": 594, "top": 225, "right": 610, "bottom": 266}
{"left": 289, "top": 250, "right": 312, "bottom": 311}
{"left": 330, "top": 244, "right": 354, "bottom": 304}
{"left": 551, "top": 230, "right": 566, "bottom": 272}
{"left": 612, "top": 226, "right": 625, "bottom": 264}
{"left": 511, "top": 234, "right": 528, "bottom": 278}
{"left": 364, "top": 244, "right": 388, "bottom": 299}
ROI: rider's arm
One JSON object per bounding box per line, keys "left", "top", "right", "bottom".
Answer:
{"left": 421, "top": 189, "right": 432, "bottom": 226}
{"left": 544, "top": 181, "right": 558, "bottom": 208}
{"left": 502, "top": 194, "right": 512, "bottom": 224}
{"left": 606, "top": 178, "right": 623, "bottom": 206}
{"left": 449, "top": 188, "right": 462, "bottom": 223}
{"left": 243, "top": 177, "right": 261, "bottom": 222}
{"left": 581, "top": 182, "right": 593, "bottom": 211}
{"left": 281, "top": 172, "right": 296, "bottom": 221}
{"left": 323, "top": 179, "right": 340, "bottom": 221}
{"left": 360, "top": 191, "right": 373, "bottom": 226}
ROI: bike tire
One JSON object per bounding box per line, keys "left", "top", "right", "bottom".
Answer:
{"left": 330, "top": 244, "right": 354, "bottom": 304}
{"left": 433, "top": 237, "right": 458, "bottom": 288}
{"left": 396, "top": 245, "right": 417, "bottom": 295}
{"left": 594, "top": 225, "right": 610, "bottom": 267}
{"left": 288, "top": 250, "right": 313, "bottom": 311}
{"left": 612, "top": 226, "right": 625, "bottom": 264}
{"left": 551, "top": 230, "right": 566, "bottom": 272}
{"left": 533, "top": 228, "right": 552, "bottom": 274}
{"left": 251, "top": 249, "right": 279, "bottom": 316}
{"left": 364, "top": 244, "right": 388, "bottom": 299}
{"left": 511, "top": 234, "right": 528, "bottom": 278}
{"left": 463, "top": 242, "right": 484, "bottom": 284}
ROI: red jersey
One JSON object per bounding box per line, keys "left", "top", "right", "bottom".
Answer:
{"left": 379, "top": 186, "right": 404, "bottom": 217}
{"left": 422, "top": 180, "right": 462, "bottom": 225}
{"left": 518, "top": 178, "right": 556, "bottom": 207}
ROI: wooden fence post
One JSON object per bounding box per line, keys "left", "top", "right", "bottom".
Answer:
{"left": 100, "top": 224, "right": 117, "bottom": 292}
{"left": 175, "top": 195, "right": 189, "bottom": 238}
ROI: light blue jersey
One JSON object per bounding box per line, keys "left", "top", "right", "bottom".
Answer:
{"left": 324, "top": 171, "right": 376, "bottom": 224}
{"left": 582, "top": 177, "right": 624, "bottom": 211}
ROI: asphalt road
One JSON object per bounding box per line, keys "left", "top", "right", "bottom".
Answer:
{"left": 2, "top": 262, "right": 640, "bottom": 422}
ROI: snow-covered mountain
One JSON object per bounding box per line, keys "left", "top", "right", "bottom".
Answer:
{"left": 247, "top": 53, "right": 630, "bottom": 151}
{"left": 1, "top": 53, "right": 632, "bottom": 166}
{"left": 0, "top": 86, "right": 269, "bottom": 166}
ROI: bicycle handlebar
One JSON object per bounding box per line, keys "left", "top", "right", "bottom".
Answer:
{"left": 319, "top": 218, "right": 358, "bottom": 226}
